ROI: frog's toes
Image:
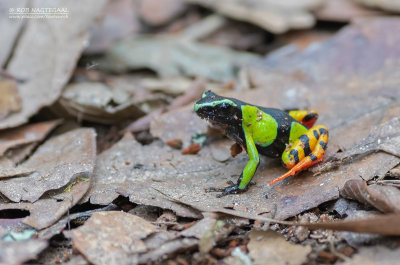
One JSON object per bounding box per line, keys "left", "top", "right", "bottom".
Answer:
{"left": 206, "top": 181, "right": 245, "bottom": 197}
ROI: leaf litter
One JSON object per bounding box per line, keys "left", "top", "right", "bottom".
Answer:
{"left": 248, "top": 230, "right": 311, "bottom": 265}
{"left": 0, "top": 128, "right": 96, "bottom": 229}
{"left": 0, "top": 119, "right": 62, "bottom": 164}
{"left": 0, "top": 128, "right": 96, "bottom": 203}
{"left": 1, "top": 2, "right": 400, "bottom": 265}
{"left": 0, "top": 0, "right": 108, "bottom": 129}
{"left": 71, "top": 211, "right": 158, "bottom": 265}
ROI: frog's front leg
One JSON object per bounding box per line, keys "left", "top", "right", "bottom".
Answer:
{"left": 269, "top": 125, "right": 328, "bottom": 185}
{"left": 207, "top": 131, "right": 259, "bottom": 197}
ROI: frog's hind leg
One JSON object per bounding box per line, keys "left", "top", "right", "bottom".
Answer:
{"left": 287, "top": 110, "right": 319, "bottom": 128}
{"left": 269, "top": 125, "right": 328, "bottom": 185}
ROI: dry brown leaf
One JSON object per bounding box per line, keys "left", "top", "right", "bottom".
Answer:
{"left": 102, "top": 34, "right": 261, "bottom": 82}
{"left": 138, "top": 0, "right": 187, "bottom": 26}
{"left": 340, "top": 245, "right": 400, "bottom": 265}
{"left": 37, "top": 204, "right": 117, "bottom": 240}
{"left": 0, "top": 0, "right": 107, "bottom": 129}
{"left": 138, "top": 215, "right": 247, "bottom": 264}
{"left": 198, "top": 218, "right": 246, "bottom": 254}
{"left": 311, "top": 117, "right": 400, "bottom": 174}
{"left": 57, "top": 82, "right": 145, "bottom": 124}
{"left": 138, "top": 238, "right": 198, "bottom": 264}
{"left": 340, "top": 179, "right": 400, "bottom": 213}
{"left": 0, "top": 129, "right": 96, "bottom": 230}
{"left": 354, "top": 0, "right": 400, "bottom": 12}
{"left": 0, "top": 128, "right": 96, "bottom": 202}
{"left": 0, "top": 178, "right": 89, "bottom": 229}
{"left": 0, "top": 0, "right": 27, "bottom": 66}
{"left": 82, "top": 133, "right": 202, "bottom": 219}
{"left": 0, "top": 240, "right": 47, "bottom": 265}
{"left": 72, "top": 211, "right": 158, "bottom": 265}
{"left": 150, "top": 105, "right": 207, "bottom": 146}
{"left": 0, "top": 158, "right": 35, "bottom": 178}
{"left": 314, "top": 0, "right": 384, "bottom": 22}
{"left": 248, "top": 230, "right": 311, "bottom": 265}
{"left": 0, "top": 78, "right": 21, "bottom": 120}
{"left": 180, "top": 217, "right": 217, "bottom": 239}
{"left": 0, "top": 119, "right": 62, "bottom": 157}
{"left": 84, "top": 0, "right": 140, "bottom": 54}
{"left": 184, "top": 0, "right": 323, "bottom": 34}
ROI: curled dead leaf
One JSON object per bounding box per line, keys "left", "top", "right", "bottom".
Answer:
{"left": 340, "top": 179, "right": 400, "bottom": 213}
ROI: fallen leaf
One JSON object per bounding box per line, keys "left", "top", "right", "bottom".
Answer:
{"left": 314, "top": 0, "right": 384, "bottom": 22}
{"left": 340, "top": 246, "right": 400, "bottom": 265}
{"left": 180, "top": 217, "right": 217, "bottom": 239}
{"left": 57, "top": 82, "right": 145, "bottom": 124}
{"left": 139, "top": 214, "right": 246, "bottom": 264}
{"left": 354, "top": 0, "right": 400, "bottom": 13}
{"left": 311, "top": 117, "right": 400, "bottom": 174}
{"left": 337, "top": 117, "right": 400, "bottom": 161}
{"left": 124, "top": 75, "right": 206, "bottom": 133}
{"left": 138, "top": 0, "right": 187, "bottom": 26}
{"left": 0, "top": 240, "right": 47, "bottom": 265}
{"left": 184, "top": 0, "right": 323, "bottom": 34}
{"left": 0, "top": 78, "right": 21, "bottom": 120}
{"left": 198, "top": 219, "right": 236, "bottom": 253}
{"left": 150, "top": 105, "right": 207, "bottom": 146}
{"left": 276, "top": 29, "right": 334, "bottom": 51}
{"left": 102, "top": 35, "right": 261, "bottom": 82}
{"left": 38, "top": 204, "right": 117, "bottom": 240}
{"left": 0, "top": 129, "right": 96, "bottom": 230}
{"left": 0, "top": 158, "right": 35, "bottom": 178}
{"left": 84, "top": 0, "right": 140, "bottom": 54}
{"left": 138, "top": 238, "right": 198, "bottom": 264}
{"left": 82, "top": 133, "right": 202, "bottom": 219}
{"left": 340, "top": 179, "right": 400, "bottom": 213}
{"left": 0, "top": 0, "right": 27, "bottom": 66}
{"left": 0, "top": 0, "right": 107, "bottom": 129}
{"left": 0, "top": 128, "right": 96, "bottom": 203}
{"left": 72, "top": 211, "right": 157, "bottom": 265}
{"left": 0, "top": 119, "right": 62, "bottom": 157}
{"left": 248, "top": 230, "right": 311, "bottom": 265}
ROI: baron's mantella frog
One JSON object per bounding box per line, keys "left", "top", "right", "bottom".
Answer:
{"left": 194, "top": 91, "right": 328, "bottom": 197}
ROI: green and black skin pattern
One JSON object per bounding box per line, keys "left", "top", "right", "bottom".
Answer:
{"left": 195, "top": 91, "right": 305, "bottom": 158}
{"left": 195, "top": 91, "right": 328, "bottom": 197}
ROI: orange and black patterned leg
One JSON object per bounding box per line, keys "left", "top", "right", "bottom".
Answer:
{"left": 269, "top": 125, "right": 328, "bottom": 185}
{"left": 287, "top": 110, "right": 319, "bottom": 128}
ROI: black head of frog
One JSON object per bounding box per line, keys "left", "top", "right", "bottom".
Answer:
{"left": 194, "top": 91, "right": 242, "bottom": 127}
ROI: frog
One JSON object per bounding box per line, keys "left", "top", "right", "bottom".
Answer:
{"left": 194, "top": 91, "right": 328, "bottom": 197}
